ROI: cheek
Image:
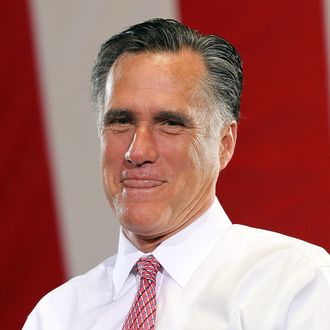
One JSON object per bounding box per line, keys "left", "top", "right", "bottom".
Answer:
{"left": 102, "top": 145, "right": 123, "bottom": 166}
{"left": 101, "top": 132, "right": 131, "bottom": 164}
{"left": 101, "top": 136, "right": 130, "bottom": 188}
{"left": 187, "top": 137, "right": 207, "bottom": 167}
{"left": 188, "top": 136, "right": 220, "bottom": 177}
{"left": 157, "top": 135, "right": 192, "bottom": 168}
{"left": 155, "top": 135, "right": 205, "bottom": 192}
{"left": 156, "top": 133, "right": 214, "bottom": 173}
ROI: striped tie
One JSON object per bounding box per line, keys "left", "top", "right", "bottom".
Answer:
{"left": 122, "top": 255, "right": 161, "bottom": 330}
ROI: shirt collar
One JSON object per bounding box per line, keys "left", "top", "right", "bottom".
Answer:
{"left": 112, "top": 229, "right": 145, "bottom": 299}
{"left": 112, "top": 198, "right": 232, "bottom": 298}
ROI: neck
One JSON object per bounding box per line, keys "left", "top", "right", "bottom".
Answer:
{"left": 123, "top": 196, "right": 214, "bottom": 252}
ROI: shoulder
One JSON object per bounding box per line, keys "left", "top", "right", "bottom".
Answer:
{"left": 215, "top": 224, "right": 330, "bottom": 289}
{"left": 23, "top": 254, "right": 118, "bottom": 329}
{"left": 49, "top": 253, "right": 117, "bottom": 301}
{"left": 223, "top": 224, "right": 330, "bottom": 264}
{"left": 216, "top": 225, "right": 330, "bottom": 328}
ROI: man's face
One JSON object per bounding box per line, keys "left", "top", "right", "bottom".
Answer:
{"left": 100, "top": 50, "right": 225, "bottom": 247}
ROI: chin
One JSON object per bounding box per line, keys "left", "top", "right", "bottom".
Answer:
{"left": 117, "top": 201, "right": 172, "bottom": 237}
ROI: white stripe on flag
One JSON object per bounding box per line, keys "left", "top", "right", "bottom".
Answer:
{"left": 29, "top": 0, "right": 178, "bottom": 277}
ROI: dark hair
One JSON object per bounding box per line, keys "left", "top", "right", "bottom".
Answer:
{"left": 92, "top": 18, "right": 242, "bottom": 122}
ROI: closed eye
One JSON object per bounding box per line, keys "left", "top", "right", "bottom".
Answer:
{"left": 154, "top": 111, "right": 194, "bottom": 131}
{"left": 162, "top": 119, "right": 185, "bottom": 127}
{"left": 110, "top": 117, "right": 131, "bottom": 125}
{"left": 103, "top": 109, "right": 134, "bottom": 132}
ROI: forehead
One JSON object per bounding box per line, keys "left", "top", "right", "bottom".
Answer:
{"left": 104, "top": 50, "right": 207, "bottom": 111}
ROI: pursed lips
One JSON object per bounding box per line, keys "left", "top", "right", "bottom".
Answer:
{"left": 122, "top": 179, "right": 165, "bottom": 189}
{"left": 121, "top": 170, "right": 166, "bottom": 189}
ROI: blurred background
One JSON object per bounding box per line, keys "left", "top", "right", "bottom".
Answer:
{"left": 1, "top": 0, "right": 329, "bottom": 328}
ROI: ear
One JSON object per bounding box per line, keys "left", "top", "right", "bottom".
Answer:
{"left": 219, "top": 120, "right": 237, "bottom": 170}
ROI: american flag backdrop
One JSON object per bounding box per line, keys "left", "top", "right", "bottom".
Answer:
{"left": 1, "top": 1, "right": 329, "bottom": 328}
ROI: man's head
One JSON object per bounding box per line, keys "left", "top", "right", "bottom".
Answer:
{"left": 92, "top": 19, "right": 243, "bottom": 251}
{"left": 92, "top": 18, "right": 242, "bottom": 135}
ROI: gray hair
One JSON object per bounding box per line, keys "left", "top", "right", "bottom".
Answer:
{"left": 92, "top": 18, "right": 243, "bottom": 131}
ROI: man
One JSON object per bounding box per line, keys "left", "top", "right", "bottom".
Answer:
{"left": 24, "top": 18, "right": 330, "bottom": 329}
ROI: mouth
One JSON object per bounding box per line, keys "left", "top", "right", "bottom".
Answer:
{"left": 122, "top": 179, "right": 165, "bottom": 189}
{"left": 119, "top": 175, "right": 167, "bottom": 202}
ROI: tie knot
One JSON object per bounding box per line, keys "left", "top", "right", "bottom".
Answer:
{"left": 136, "top": 255, "right": 160, "bottom": 282}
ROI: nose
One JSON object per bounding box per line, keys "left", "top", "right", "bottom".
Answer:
{"left": 125, "top": 127, "right": 159, "bottom": 166}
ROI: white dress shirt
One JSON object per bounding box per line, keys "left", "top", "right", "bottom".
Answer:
{"left": 23, "top": 198, "right": 330, "bottom": 329}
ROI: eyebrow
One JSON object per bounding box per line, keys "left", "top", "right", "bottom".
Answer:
{"left": 103, "top": 108, "right": 195, "bottom": 127}
{"left": 103, "top": 109, "right": 134, "bottom": 125}
{"left": 153, "top": 111, "right": 195, "bottom": 127}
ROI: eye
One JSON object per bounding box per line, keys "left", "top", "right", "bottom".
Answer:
{"left": 159, "top": 119, "right": 185, "bottom": 134}
{"left": 154, "top": 111, "right": 193, "bottom": 134}
{"left": 110, "top": 117, "right": 131, "bottom": 125}
{"left": 164, "top": 119, "right": 183, "bottom": 127}
{"left": 104, "top": 115, "right": 132, "bottom": 126}
{"left": 103, "top": 110, "right": 134, "bottom": 133}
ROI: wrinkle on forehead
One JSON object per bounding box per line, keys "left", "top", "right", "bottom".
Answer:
{"left": 104, "top": 50, "right": 207, "bottom": 108}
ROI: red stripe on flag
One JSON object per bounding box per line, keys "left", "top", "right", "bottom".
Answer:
{"left": 0, "top": 0, "right": 65, "bottom": 328}
{"left": 179, "top": 0, "right": 330, "bottom": 250}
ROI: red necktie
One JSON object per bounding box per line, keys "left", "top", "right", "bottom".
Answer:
{"left": 122, "top": 255, "right": 161, "bottom": 330}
